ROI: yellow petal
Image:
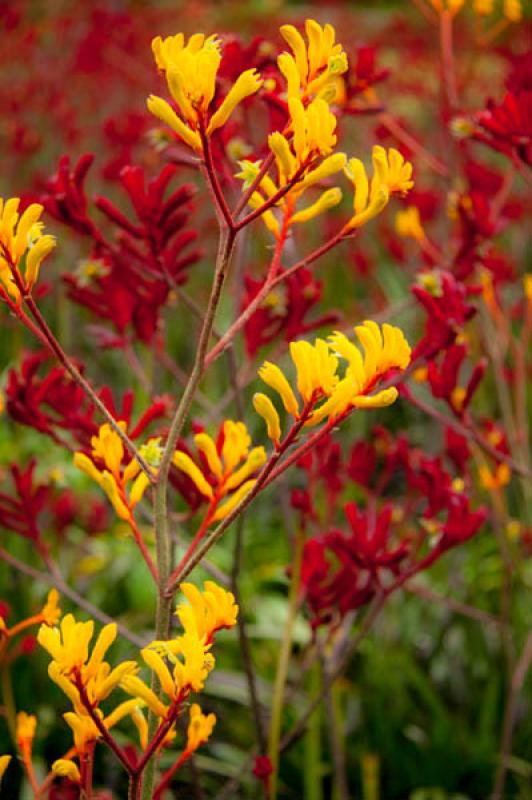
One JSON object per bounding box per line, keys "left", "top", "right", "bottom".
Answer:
{"left": 147, "top": 95, "right": 202, "bottom": 151}
{"left": 211, "top": 480, "right": 256, "bottom": 522}
{"left": 207, "top": 69, "right": 263, "bottom": 134}
{"left": 173, "top": 452, "right": 214, "bottom": 499}
{"left": 253, "top": 393, "right": 282, "bottom": 444}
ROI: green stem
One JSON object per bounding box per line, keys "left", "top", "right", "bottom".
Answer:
{"left": 304, "top": 661, "right": 323, "bottom": 800}
{"left": 268, "top": 525, "right": 305, "bottom": 799}
{"left": 140, "top": 225, "right": 236, "bottom": 800}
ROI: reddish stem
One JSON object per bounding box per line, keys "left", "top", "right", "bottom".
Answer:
{"left": 153, "top": 750, "right": 190, "bottom": 800}
{"left": 199, "top": 123, "right": 234, "bottom": 230}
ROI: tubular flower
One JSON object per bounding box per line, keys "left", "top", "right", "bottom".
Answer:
{"left": 185, "top": 704, "right": 216, "bottom": 754}
{"left": 173, "top": 420, "right": 266, "bottom": 523}
{"left": 0, "top": 197, "right": 56, "bottom": 303}
{"left": 148, "top": 32, "right": 262, "bottom": 152}
{"left": 52, "top": 759, "right": 81, "bottom": 783}
{"left": 176, "top": 581, "right": 239, "bottom": 643}
{"left": 236, "top": 97, "right": 345, "bottom": 238}
{"left": 38, "top": 616, "right": 138, "bottom": 713}
{"left": 278, "top": 19, "right": 348, "bottom": 102}
{"left": 256, "top": 322, "right": 411, "bottom": 437}
{"left": 395, "top": 206, "right": 425, "bottom": 241}
{"left": 16, "top": 712, "right": 36, "bottom": 756}
{"left": 121, "top": 581, "right": 236, "bottom": 741}
{"left": 74, "top": 424, "right": 159, "bottom": 521}
{"left": 345, "top": 146, "right": 414, "bottom": 230}
{"left": 122, "top": 632, "right": 214, "bottom": 722}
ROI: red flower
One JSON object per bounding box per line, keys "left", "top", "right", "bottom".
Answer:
{"left": 476, "top": 90, "right": 532, "bottom": 165}
{"left": 412, "top": 271, "right": 479, "bottom": 359}
{"left": 6, "top": 351, "right": 170, "bottom": 451}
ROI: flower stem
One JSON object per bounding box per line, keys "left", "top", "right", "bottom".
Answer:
{"left": 267, "top": 523, "right": 305, "bottom": 799}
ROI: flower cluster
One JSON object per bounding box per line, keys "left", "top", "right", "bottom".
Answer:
{"left": 31, "top": 580, "right": 236, "bottom": 786}
{"left": 172, "top": 420, "right": 266, "bottom": 523}
{"left": 0, "top": 197, "right": 56, "bottom": 303}
{"left": 74, "top": 423, "right": 158, "bottom": 522}
{"left": 148, "top": 32, "right": 263, "bottom": 151}
{"left": 254, "top": 320, "right": 411, "bottom": 444}
{"left": 121, "top": 581, "right": 237, "bottom": 761}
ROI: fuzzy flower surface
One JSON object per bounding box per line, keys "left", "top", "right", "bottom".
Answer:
{"left": 148, "top": 32, "right": 263, "bottom": 151}
{"left": 255, "top": 321, "right": 411, "bottom": 441}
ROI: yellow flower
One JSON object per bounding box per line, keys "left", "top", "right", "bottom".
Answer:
{"left": 395, "top": 206, "right": 424, "bottom": 241}
{"left": 256, "top": 322, "right": 410, "bottom": 434}
{"left": 345, "top": 146, "right": 414, "bottom": 230}
{"left": 173, "top": 421, "right": 265, "bottom": 521}
{"left": 503, "top": 0, "right": 521, "bottom": 20}
{"left": 0, "top": 197, "right": 56, "bottom": 302}
{"left": 253, "top": 393, "right": 282, "bottom": 445}
{"left": 176, "top": 581, "right": 238, "bottom": 642}
{"left": 16, "top": 712, "right": 36, "bottom": 752}
{"left": 479, "top": 462, "right": 511, "bottom": 490}
{"left": 63, "top": 711, "right": 100, "bottom": 754}
{"left": 148, "top": 32, "right": 262, "bottom": 151}
{"left": 236, "top": 95, "right": 346, "bottom": 238}
{"left": 185, "top": 704, "right": 216, "bottom": 754}
{"left": 74, "top": 423, "right": 154, "bottom": 521}
{"left": 122, "top": 632, "right": 215, "bottom": 718}
{"left": 40, "top": 588, "right": 61, "bottom": 626}
{"left": 52, "top": 759, "right": 81, "bottom": 783}
{"left": 38, "top": 616, "right": 137, "bottom": 710}
{"left": 473, "top": 0, "right": 494, "bottom": 14}
{"left": 0, "top": 755, "right": 11, "bottom": 784}
{"left": 278, "top": 19, "right": 348, "bottom": 102}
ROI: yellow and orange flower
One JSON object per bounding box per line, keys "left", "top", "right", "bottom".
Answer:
{"left": 278, "top": 19, "right": 348, "bottom": 102}
{"left": 147, "top": 32, "right": 262, "bottom": 151}
{"left": 74, "top": 424, "right": 158, "bottom": 521}
{"left": 0, "top": 197, "right": 56, "bottom": 303}
{"left": 254, "top": 321, "right": 411, "bottom": 442}
{"left": 173, "top": 420, "right": 266, "bottom": 523}
{"left": 345, "top": 146, "right": 414, "bottom": 230}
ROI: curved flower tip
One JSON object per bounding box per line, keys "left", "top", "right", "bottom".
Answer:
{"left": 40, "top": 588, "right": 61, "bottom": 626}
{"left": 253, "top": 392, "right": 282, "bottom": 445}
{"left": 16, "top": 712, "right": 37, "bottom": 750}
{"left": 52, "top": 759, "right": 81, "bottom": 783}
{"left": 345, "top": 147, "right": 414, "bottom": 230}
{"left": 176, "top": 580, "right": 239, "bottom": 641}
{"left": 278, "top": 19, "right": 348, "bottom": 101}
